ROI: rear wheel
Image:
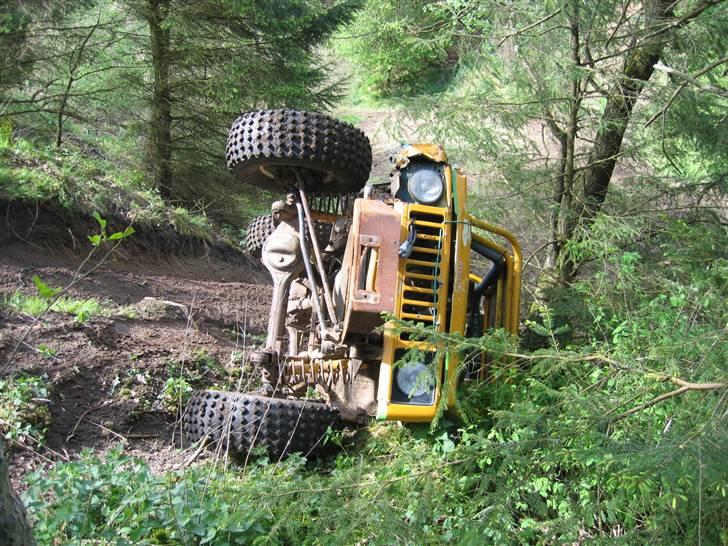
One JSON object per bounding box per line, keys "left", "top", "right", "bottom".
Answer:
{"left": 244, "top": 214, "right": 333, "bottom": 259}
{"left": 226, "top": 109, "right": 372, "bottom": 194}
{"left": 243, "top": 215, "right": 276, "bottom": 258}
{"left": 182, "top": 390, "right": 341, "bottom": 460}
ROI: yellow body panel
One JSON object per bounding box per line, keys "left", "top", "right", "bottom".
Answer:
{"left": 377, "top": 202, "right": 452, "bottom": 421}
{"left": 377, "top": 148, "right": 522, "bottom": 422}
{"left": 446, "top": 168, "right": 471, "bottom": 407}
{"left": 395, "top": 143, "right": 449, "bottom": 165}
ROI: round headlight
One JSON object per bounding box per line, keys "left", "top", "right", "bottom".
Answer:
{"left": 408, "top": 169, "right": 443, "bottom": 204}
{"left": 395, "top": 362, "right": 434, "bottom": 398}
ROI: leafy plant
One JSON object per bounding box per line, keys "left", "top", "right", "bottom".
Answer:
{"left": 157, "top": 377, "right": 193, "bottom": 413}
{"left": 3, "top": 291, "right": 111, "bottom": 323}
{"left": 88, "top": 211, "right": 135, "bottom": 247}
{"left": 0, "top": 375, "right": 51, "bottom": 444}
{"left": 36, "top": 344, "right": 57, "bottom": 358}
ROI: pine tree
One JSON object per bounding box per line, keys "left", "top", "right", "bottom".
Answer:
{"left": 394, "top": 0, "right": 726, "bottom": 286}
{"left": 120, "top": 0, "right": 362, "bottom": 200}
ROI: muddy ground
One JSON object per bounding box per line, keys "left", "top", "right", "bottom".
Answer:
{"left": 0, "top": 206, "right": 274, "bottom": 487}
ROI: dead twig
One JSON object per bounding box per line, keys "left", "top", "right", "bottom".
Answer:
{"left": 610, "top": 377, "right": 728, "bottom": 423}
{"left": 183, "top": 437, "right": 209, "bottom": 467}
{"left": 497, "top": 9, "right": 562, "bottom": 47}
{"left": 66, "top": 408, "right": 92, "bottom": 442}
{"left": 645, "top": 55, "right": 728, "bottom": 127}
{"left": 87, "top": 419, "right": 128, "bottom": 444}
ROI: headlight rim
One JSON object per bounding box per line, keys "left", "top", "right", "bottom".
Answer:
{"left": 395, "top": 360, "right": 435, "bottom": 399}
{"left": 407, "top": 168, "right": 444, "bottom": 205}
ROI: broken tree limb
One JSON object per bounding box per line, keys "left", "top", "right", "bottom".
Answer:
{"left": 610, "top": 376, "right": 728, "bottom": 423}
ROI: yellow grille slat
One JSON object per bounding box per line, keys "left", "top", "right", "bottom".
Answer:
{"left": 412, "top": 220, "right": 443, "bottom": 229}
{"left": 411, "top": 246, "right": 440, "bottom": 255}
{"left": 403, "top": 286, "right": 436, "bottom": 295}
{"left": 401, "top": 312, "right": 434, "bottom": 321}
{"left": 405, "top": 272, "right": 440, "bottom": 281}
{"left": 402, "top": 299, "right": 435, "bottom": 307}
{"left": 405, "top": 258, "right": 441, "bottom": 268}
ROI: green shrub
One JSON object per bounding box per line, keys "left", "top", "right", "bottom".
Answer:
{"left": 0, "top": 376, "right": 51, "bottom": 444}
{"left": 2, "top": 292, "right": 109, "bottom": 323}
{"left": 335, "top": 0, "right": 455, "bottom": 98}
{"left": 157, "top": 377, "right": 193, "bottom": 413}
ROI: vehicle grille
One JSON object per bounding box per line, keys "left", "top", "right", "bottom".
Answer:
{"left": 398, "top": 208, "right": 449, "bottom": 330}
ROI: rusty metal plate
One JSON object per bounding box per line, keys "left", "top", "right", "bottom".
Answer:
{"left": 341, "top": 199, "right": 401, "bottom": 335}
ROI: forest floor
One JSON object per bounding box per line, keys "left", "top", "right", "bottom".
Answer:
{"left": 0, "top": 106, "right": 411, "bottom": 489}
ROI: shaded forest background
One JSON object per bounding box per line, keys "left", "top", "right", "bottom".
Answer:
{"left": 1, "top": 0, "right": 727, "bottom": 544}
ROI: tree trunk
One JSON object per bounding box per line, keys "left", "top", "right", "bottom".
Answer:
{"left": 0, "top": 439, "right": 35, "bottom": 546}
{"left": 148, "top": 0, "right": 173, "bottom": 200}
{"left": 557, "top": 0, "right": 675, "bottom": 284}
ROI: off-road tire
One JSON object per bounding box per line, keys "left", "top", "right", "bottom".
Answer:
{"left": 182, "top": 390, "right": 341, "bottom": 460}
{"left": 244, "top": 214, "right": 333, "bottom": 259}
{"left": 226, "top": 110, "right": 372, "bottom": 194}
{"left": 244, "top": 215, "right": 277, "bottom": 257}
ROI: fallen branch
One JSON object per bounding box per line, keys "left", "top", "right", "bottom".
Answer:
{"left": 66, "top": 408, "right": 92, "bottom": 442}
{"left": 610, "top": 376, "right": 728, "bottom": 423}
{"left": 88, "top": 419, "right": 128, "bottom": 444}
{"left": 183, "top": 438, "right": 209, "bottom": 467}
{"left": 653, "top": 59, "right": 728, "bottom": 96}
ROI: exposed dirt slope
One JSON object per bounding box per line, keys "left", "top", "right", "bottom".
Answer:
{"left": 1, "top": 203, "right": 273, "bottom": 484}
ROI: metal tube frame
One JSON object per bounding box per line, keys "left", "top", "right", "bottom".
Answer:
{"left": 295, "top": 201, "right": 328, "bottom": 339}
{"left": 294, "top": 171, "right": 338, "bottom": 327}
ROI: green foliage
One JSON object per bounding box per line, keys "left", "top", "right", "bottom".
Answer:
{"left": 0, "top": 136, "right": 231, "bottom": 240}
{"left": 36, "top": 344, "right": 58, "bottom": 358}
{"left": 335, "top": 0, "right": 455, "bottom": 98}
{"left": 158, "top": 349, "right": 242, "bottom": 413}
{"left": 336, "top": 112, "right": 364, "bottom": 126}
{"left": 3, "top": 291, "right": 113, "bottom": 323}
{"left": 20, "top": 218, "right": 726, "bottom": 543}
{"left": 170, "top": 207, "right": 213, "bottom": 241}
{"left": 1, "top": 0, "right": 362, "bottom": 224}
{"left": 31, "top": 275, "right": 59, "bottom": 300}
{"left": 0, "top": 376, "right": 51, "bottom": 444}
{"left": 3, "top": 2, "right": 726, "bottom": 545}
{"left": 157, "top": 377, "right": 193, "bottom": 414}
{"left": 87, "top": 211, "right": 135, "bottom": 246}
{"left": 24, "top": 447, "right": 281, "bottom": 544}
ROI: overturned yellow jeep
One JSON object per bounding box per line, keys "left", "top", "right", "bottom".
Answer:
{"left": 182, "top": 110, "right": 521, "bottom": 459}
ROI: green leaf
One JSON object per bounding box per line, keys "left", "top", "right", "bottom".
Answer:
{"left": 32, "top": 275, "right": 58, "bottom": 299}
{"left": 92, "top": 211, "right": 107, "bottom": 231}
{"left": 88, "top": 234, "right": 102, "bottom": 246}
{"left": 108, "top": 226, "right": 135, "bottom": 241}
